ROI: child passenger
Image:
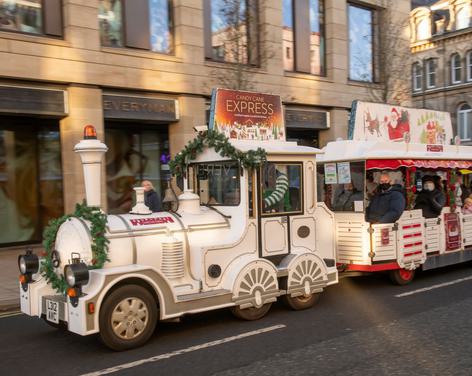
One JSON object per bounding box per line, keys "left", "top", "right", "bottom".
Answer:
{"left": 463, "top": 198, "right": 472, "bottom": 214}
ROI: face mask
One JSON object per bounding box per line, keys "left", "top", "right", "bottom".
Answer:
{"left": 379, "top": 183, "right": 390, "bottom": 191}
{"left": 424, "top": 183, "right": 434, "bottom": 191}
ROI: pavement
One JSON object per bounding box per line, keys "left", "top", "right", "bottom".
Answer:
{"left": 0, "top": 244, "right": 42, "bottom": 314}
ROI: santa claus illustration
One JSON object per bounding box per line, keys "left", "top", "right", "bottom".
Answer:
{"left": 385, "top": 108, "right": 410, "bottom": 141}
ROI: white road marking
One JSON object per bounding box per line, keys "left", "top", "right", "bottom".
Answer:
{"left": 0, "top": 311, "right": 21, "bottom": 318}
{"left": 80, "top": 324, "right": 286, "bottom": 376}
{"left": 395, "top": 275, "right": 472, "bottom": 298}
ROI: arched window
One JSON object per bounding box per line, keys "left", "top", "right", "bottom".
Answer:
{"left": 416, "top": 18, "right": 430, "bottom": 40}
{"left": 451, "top": 53, "right": 462, "bottom": 84}
{"left": 426, "top": 59, "right": 436, "bottom": 88}
{"left": 412, "top": 62, "right": 422, "bottom": 91}
{"left": 458, "top": 103, "right": 472, "bottom": 141}
{"left": 467, "top": 51, "right": 472, "bottom": 82}
{"left": 456, "top": 6, "right": 470, "bottom": 30}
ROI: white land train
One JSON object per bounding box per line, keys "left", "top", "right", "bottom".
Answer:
{"left": 18, "top": 129, "right": 338, "bottom": 351}
{"left": 317, "top": 139, "right": 472, "bottom": 285}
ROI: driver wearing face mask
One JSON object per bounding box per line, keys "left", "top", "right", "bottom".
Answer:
{"left": 366, "top": 173, "right": 406, "bottom": 224}
{"left": 414, "top": 175, "right": 446, "bottom": 218}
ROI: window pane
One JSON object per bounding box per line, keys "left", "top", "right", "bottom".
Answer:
{"left": 309, "top": 0, "right": 324, "bottom": 75}
{"left": 453, "top": 54, "right": 462, "bottom": 82}
{"left": 195, "top": 162, "right": 240, "bottom": 206}
{"left": 416, "top": 18, "right": 430, "bottom": 40}
{"left": 468, "top": 52, "right": 472, "bottom": 80}
{"left": 99, "top": 0, "right": 124, "bottom": 47}
{"left": 349, "top": 5, "right": 373, "bottom": 82}
{"left": 282, "top": 0, "right": 294, "bottom": 71}
{"left": 211, "top": 0, "right": 248, "bottom": 64}
{"left": 456, "top": 7, "right": 469, "bottom": 30}
{"left": 0, "top": 0, "right": 42, "bottom": 34}
{"left": 262, "top": 163, "right": 302, "bottom": 214}
{"left": 149, "top": 0, "right": 173, "bottom": 54}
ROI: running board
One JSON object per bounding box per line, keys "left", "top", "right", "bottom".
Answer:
{"left": 423, "top": 249, "right": 472, "bottom": 270}
{"left": 177, "top": 289, "right": 231, "bottom": 302}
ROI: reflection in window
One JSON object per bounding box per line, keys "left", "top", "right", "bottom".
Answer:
{"left": 309, "top": 0, "right": 324, "bottom": 75}
{"left": 426, "top": 59, "right": 436, "bottom": 88}
{"left": 456, "top": 6, "right": 470, "bottom": 30}
{"left": 451, "top": 53, "right": 462, "bottom": 83}
{"left": 0, "top": 122, "right": 63, "bottom": 245}
{"left": 348, "top": 4, "right": 373, "bottom": 82}
{"left": 262, "top": 163, "right": 302, "bottom": 214}
{"left": 0, "top": 0, "right": 42, "bottom": 34}
{"left": 282, "top": 0, "right": 294, "bottom": 71}
{"left": 458, "top": 103, "right": 472, "bottom": 141}
{"left": 99, "top": 0, "right": 124, "bottom": 47}
{"left": 105, "top": 126, "right": 169, "bottom": 214}
{"left": 194, "top": 161, "right": 240, "bottom": 206}
{"left": 150, "top": 0, "right": 173, "bottom": 54}
{"left": 412, "top": 62, "right": 422, "bottom": 91}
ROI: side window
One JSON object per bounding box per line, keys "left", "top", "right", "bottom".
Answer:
{"left": 194, "top": 161, "right": 240, "bottom": 206}
{"left": 262, "top": 163, "right": 302, "bottom": 214}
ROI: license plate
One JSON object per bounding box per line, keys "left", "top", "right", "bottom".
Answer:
{"left": 46, "top": 299, "right": 59, "bottom": 324}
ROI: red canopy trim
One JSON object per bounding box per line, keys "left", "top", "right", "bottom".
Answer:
{"left": 366, "top": 159, "right": 472, "bottom": 170}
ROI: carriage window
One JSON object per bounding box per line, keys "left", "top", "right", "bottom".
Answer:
{"left": 262, "top": 163, "right": 302, "bottom": 214}
{"left": 317, "top": 161, "right": 365, "bottom": 212}
{"left": 194, "top": 161, "right": 240, "bottom": 206}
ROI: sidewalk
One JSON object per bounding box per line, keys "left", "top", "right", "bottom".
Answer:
{"left": 0, "top": 244, "right": 42, "bottom": 314}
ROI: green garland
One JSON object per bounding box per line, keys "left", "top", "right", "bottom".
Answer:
{"left": 169, "top": 130, "right": 267, "bottom": 177}
{"left": 40, "top": 202, "right": 110, "bottom": 294}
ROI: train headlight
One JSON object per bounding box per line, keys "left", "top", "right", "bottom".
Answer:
{"left": 18, "top": 251, "right": 39, "bottom": 275}
{"left": 64, "top": 262, "right": 89, "bottom": 288}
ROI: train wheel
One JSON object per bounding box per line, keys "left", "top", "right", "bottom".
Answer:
{"left": 230, "top": 303, "right": 272, "bottom": 321}
{"left": 389, "top": 268, "right": 415, "bottom": 285}
{"left": 281, "top": 292, "right": 321, "bottom": 311}
{"left": 99, "top": 285, "right": 158, "bottom": 351}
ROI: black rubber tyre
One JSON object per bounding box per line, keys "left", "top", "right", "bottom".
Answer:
{"left": 281, "top": 292, "right": 321, "bottom": 311}
{"left": 389, "top": 268, "right": 415, "bottom": 286}
{"left": 230, "top": 303, "right": 272, "bottom": 321}
{"left": 99, "top": 285, "right": 158, "bottom": 351}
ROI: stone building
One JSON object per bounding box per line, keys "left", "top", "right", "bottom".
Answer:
{"left": 0, "top": 0, "right": 410, "bottom": 248}
{"left": 410, "top": 0, "right": 472, "bottom": 143}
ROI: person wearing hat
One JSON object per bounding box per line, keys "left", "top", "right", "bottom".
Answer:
{"left": 414, "top": 175, "right": 445, "bottom": 218}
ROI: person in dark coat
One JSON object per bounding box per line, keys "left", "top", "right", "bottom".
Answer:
{"left": 142, "top": 180, "right": 162, "bottom": 212}
{"left": 414, "top": 175, "right": 445, "bottom": 218}
{"left": 366, "top": 173, "right": 405, "bottom": 223}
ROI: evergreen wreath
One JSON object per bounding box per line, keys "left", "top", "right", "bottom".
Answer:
{"left": 41, "top": 202, "right": 110, "bottom": 294}
{"left": 169, "top": 130, "right": 267, "bottom": 177}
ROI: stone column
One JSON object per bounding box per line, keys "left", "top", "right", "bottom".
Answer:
{"left": 60, "top": 86, "right": 105, "bottom": 213}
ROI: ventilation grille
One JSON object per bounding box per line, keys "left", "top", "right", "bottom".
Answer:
{"left": 161, "top": 240, "right": 185, "bottom": 279}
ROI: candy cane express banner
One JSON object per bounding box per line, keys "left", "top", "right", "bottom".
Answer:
{"left": 209, "top": 88, "right": 285, "bottom": 141}
{"left": 348, "top": 101, "right": 453, "bottom": 145}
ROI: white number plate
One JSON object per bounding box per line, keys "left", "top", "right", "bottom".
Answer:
{"left": 46, "top": 299, "right": 59, "bottom": 324}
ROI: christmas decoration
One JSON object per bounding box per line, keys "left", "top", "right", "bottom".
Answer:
{"left": 41, "top": 202, "right": 109, "bottom": 294}
{"left": 169, "top": 130, "right": 267, "bottom": 177}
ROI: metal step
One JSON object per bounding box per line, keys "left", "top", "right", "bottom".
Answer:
{"left": 176, "top": 289, "right": 231, "bottom": 302}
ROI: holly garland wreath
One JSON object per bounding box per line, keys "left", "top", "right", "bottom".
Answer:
{"left": 41, "top": 202, "right": 109, "bottom": 294}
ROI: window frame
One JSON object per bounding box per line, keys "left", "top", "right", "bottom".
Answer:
{"left": 467, "top": 50, "right": 472, "bottom": 82}
{"left": 412, "top": 62, "right": 422, "bottom": 92}
{"left": 458, "top": 103, "right": 472, "bottom": 141}
{"left": 426, "top": 59, "right": 436, "bottom": 89}
{"left": 451, "top": 53, "right": 462, "bottom": 84}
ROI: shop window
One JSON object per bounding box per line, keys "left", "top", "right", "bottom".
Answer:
{"left": 262, "top": 163, "right": 302, "bottom": 215}
{"left": 426, "top": 58, "right": 436, "bottom": 88}
{"left": 451, "top": 53, "right": 462, "bottom": 84}
{"left": 0, "top": 0, "right": 63, "bottom": 37}
{"left": 412, "top": 62, "right": 422, "bottom": 92}
{"left": 204, "top": 0, "right": 258, "bottom": 65}
{"left": 105, "top": 126, "right": 169, "bottom": 214}
{"left": 283, "top": 0, "right": 325, "bottom": 75}
{"left": 99, "top": 0, "right": 173, "bottom": 54}
{"left": 458, "top": 103, "right": 472, "bottom": 141}
{"left": 467, "top": 51, "right": 472, "bottom": 82}
{"left": 193, "top": 161, "right": 240, "bottom": 206}
{"left": 348, "top": 4, "right": 374, "bottom": 82}
{"left": 0, "top": 119, "right": 63, "bottom": 245}
{"left": 317, "top": 161, "right": 365, "bottom": 212}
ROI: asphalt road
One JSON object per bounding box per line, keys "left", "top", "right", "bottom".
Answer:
{"left": 1, "top": 264, "right": 471, "bottom": 376}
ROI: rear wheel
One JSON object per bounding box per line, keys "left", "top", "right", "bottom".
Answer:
{"left": 230, "top": 303, "right": 272, "bottom": 321}
{"left": 99, "top": 285, "right": 158, "bottom": 351}
{"left": 389, "top": 268, "right": 415, "bottom": 285}
{"left": 281, "top": 292, "right": 321, "bottom": 311}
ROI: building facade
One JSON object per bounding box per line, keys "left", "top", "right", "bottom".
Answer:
{"left": 410, "top": 0, "right": 472, "bottom": 143}
{"left": 0, "top": 0, "right": 410, "bottom": 248}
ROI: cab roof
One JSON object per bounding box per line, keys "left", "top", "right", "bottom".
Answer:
{"left": 230, "top": 140, "right": 321, "bottom": 155}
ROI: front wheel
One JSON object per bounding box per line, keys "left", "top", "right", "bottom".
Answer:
{"left": 99, "top": 285, "right": 158, "bottom": 351}
{"left": 389, "top": 268, "right": 415, "bottom": 285}
{"left": 281, "top": 292, "right": 321, "bottom": 311}
{"left": 230, "top": 303, "right": 272, "bottom": 321}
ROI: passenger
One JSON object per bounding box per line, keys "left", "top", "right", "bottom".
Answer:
{"left": 141, "top": 180, "right": 162, "bottom": 212}
{"left": 334, "top": 182, "right": 363, "bottom": 211}
{"left": 366, "top": 174, "right": 378, "bottom": 200}
{"left": 414, "top": 176, "right": 445, "bottom": 218}
{"left": 457, "top": 174, "right": 470, "bottom": 205}
{"left": 365, "top": 173, "right": 405, "bottom": 223}
{"left": 463, "top": 198, "right": 472, "bottom": 214}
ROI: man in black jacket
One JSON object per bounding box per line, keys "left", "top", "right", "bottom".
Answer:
{"left": 142, "top": 180, "right": 162, "bottom": 212}
{"left": 414, "top": 175, "right": 445, "bottom": 218}
{"left": 366, "top": 173, "right": 405, "bottom": 223}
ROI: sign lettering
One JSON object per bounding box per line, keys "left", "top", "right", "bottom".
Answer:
{"left": 130, "top": 217, "right": 175, "bottom": 226}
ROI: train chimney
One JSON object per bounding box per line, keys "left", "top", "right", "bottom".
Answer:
{"left": 73, "top": 125, "right": 108, "bottom": 208}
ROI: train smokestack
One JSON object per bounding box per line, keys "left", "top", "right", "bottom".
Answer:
{"left": 73, "top": 125, "right": 108, "bottom": 208}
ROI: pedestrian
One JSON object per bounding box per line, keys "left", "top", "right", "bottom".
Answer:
{"left": 141, "top": 180, "right": 162, "bottom": 212}
{"left": 414, "top": 175, "right": 446, "bottom": 218}
{"left": 365, "top": 173, "right": 405, "bottom": 223}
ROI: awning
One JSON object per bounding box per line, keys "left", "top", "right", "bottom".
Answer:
{"left": 366, "top": 159, "right": 472, "bottom": 170}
